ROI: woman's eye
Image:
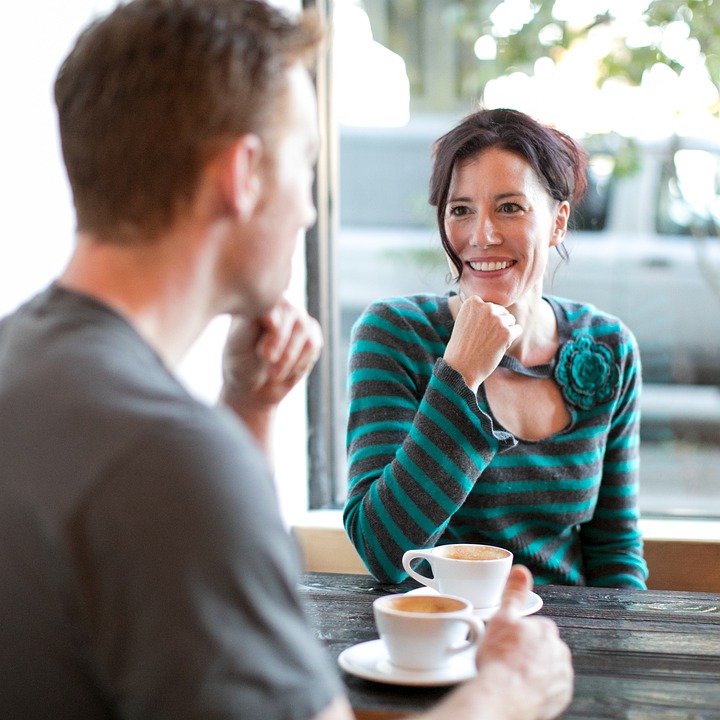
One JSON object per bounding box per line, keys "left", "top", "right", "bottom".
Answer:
{"left": 498, "top": 202, "right": 521, "bottom": 214}
{"left": 448, "top": 205, "right": 469, "bottom": 217}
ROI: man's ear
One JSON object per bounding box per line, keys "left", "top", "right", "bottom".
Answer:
{"left": 219, "top": 134, "right": 264, "bottom": 219}
{"left": 550, "top": 200, "right": 570, "bottom": 247}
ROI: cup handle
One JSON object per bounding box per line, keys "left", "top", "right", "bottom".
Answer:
{"left": 402, "top": 549, "right": 439, "bottom": 591}
{"left": 448, "top": 616, "right": 485, "bottom": 658}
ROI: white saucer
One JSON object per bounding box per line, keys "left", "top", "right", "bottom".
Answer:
{"left": 405, "top": 587, "right": 543, "bottom": 620}
{"left": 338, "top": 639, "right": 477, "bottom": 687}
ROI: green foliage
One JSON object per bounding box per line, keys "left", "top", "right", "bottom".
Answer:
{"left": 647, "top": 0, "right": 720, "bottom": 52}
{"left": 583, "top": 133, "right": 642, "bottom": 179}
{"left": 443, "top": 0, "right": 720, "bottom": 97}
{"left": 444, "top": 1, "right": 572, "bottom": 94}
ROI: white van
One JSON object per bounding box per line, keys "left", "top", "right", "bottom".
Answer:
{"left": 551, "top": 134, "right": 720, "bottom": 386}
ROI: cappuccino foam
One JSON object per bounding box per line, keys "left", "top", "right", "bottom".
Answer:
{"left": 439, "top": 544, "right": 508, "bottom": 561}
{"left": 385, "top": 595, "right": 466, "bottom": 614}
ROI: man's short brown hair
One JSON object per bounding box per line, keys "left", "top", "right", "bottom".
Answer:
{"left": 54, "top": 0, "right": 322, "bottom": 242}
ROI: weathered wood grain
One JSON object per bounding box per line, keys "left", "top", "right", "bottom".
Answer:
{"left": 299, "top": 572, "right": 720, "bottom": 719}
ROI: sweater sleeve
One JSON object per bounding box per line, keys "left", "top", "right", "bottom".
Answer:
{"left": 343, "top": 299, "right": 515, "bottom": 583}
{"left": 580, "top": 327, "right": 648, "bottom": 588}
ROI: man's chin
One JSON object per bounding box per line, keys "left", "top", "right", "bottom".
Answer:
{"left": 221, "top": 287, "right": 285, "bottom": 319}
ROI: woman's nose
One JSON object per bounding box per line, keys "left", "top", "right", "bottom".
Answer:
{"left": 469, "top": 213, "right": 500, "bottom": 247}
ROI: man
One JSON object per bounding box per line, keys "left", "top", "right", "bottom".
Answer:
{"left": 0, "top": 1, "right": 572, "bottom": 719}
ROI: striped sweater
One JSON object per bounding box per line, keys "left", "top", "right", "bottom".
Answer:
{"left": 344, "top": 293, "right": 648, "bottom": 588}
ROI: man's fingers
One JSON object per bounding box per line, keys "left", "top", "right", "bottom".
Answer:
{"left": 497, "top": 564, "right": 532, "bottom": 620}
{"left": 257, "top": 309, "right": 323, "bottom": 382}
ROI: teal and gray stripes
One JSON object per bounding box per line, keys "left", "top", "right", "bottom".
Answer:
{"left": 343, "top": 293, "right": 647, "bottom": 588}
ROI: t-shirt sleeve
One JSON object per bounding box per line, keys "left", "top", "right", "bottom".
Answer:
{"left": 65, "top": 406, "right": 342, "bottom": 720}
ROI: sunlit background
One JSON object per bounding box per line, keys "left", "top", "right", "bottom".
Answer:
{"left": 333, "top": 0, "right": 720, "bottom": 137}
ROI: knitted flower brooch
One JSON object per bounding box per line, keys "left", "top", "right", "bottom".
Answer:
{"left": 554, "top": 333, "right": 620, "bottom": 410}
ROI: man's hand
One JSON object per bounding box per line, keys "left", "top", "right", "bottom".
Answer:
{"left": 220, "top": 297, "right": 322, "bottom": 451}
{"left": 475, "top": 565, "right": 574, "bottom": 719}
{"left": 414, "top": 565, "right": 573, "bottom": 720}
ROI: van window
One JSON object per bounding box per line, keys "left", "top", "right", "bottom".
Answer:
{"left": 657, "top": 148, "right": 720, "bottom": 237}
{"left": 570, "top": 154, "right": 615, "bottom": 232}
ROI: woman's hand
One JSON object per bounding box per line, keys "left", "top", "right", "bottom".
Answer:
{"left": 444, "top": 295, "right": 522, "bottom": 392}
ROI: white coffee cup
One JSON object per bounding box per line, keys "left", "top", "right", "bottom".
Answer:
{"left": 402, "top": 543, "right": 513, "bottom": 609}
{"left": 373, "top": 593, "right": 484, "bottom": 671}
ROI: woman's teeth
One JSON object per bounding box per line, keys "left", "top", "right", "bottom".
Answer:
{"left": 469, "top": 260, "right": 513, "bottom": 272}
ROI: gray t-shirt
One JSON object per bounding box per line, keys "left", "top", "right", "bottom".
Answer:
{"left": 0, "top": 285, "right": 341, "bottom": 719}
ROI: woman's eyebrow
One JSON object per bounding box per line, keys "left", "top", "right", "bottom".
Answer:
{"left": 447, "top": 191, "right": 525, "bottom": 202}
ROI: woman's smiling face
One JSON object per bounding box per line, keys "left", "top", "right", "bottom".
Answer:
{"left": 444, "top": 146, "right": 569, "bottom": 309}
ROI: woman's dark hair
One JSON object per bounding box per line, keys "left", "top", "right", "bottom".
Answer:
{"left": 429, "top": 108, "right": 588, "bottom": 277}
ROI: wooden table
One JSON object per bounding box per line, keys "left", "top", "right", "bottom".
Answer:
{"left": 298, "top": 572, "right": 720, "bottom": 719}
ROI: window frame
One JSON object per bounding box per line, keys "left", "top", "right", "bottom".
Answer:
{"left": 305, "top": 0, "right": 345, "bottom": 509}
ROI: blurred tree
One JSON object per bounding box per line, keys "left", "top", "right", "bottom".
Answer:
{"left": 444, "top": 0, "right": 720, "bottom": 106}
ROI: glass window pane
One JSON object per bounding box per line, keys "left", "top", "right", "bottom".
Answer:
{"left": 569, "top": 154, "right": 615, "bottom": 233}
{"left": 657, "top": 148, "right": 720, "bottom": 237}
{"left": 330, "top": 0, "right": 720, "bottom": 520}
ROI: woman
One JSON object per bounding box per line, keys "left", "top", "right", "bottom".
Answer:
{"left": 343, "top": 108, "right": 647, "bottom": 588}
